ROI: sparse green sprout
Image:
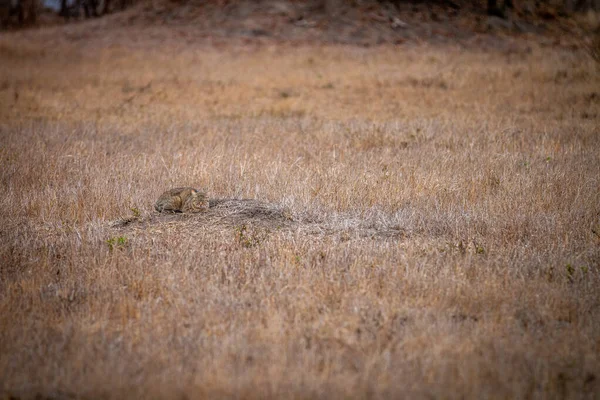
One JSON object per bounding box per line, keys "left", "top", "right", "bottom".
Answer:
{"left": 476, "top": 245, "right": 485, "bottom": 255}
{"left": 566, "top": 264, "right": 575, "bottom": 283}
{"left": 581, "top": 266, "right": 589, "bottom": 275}
{"left": 546, "top": 156, "right": 552, "bottom": 162}
{"left": 235, "top": 224, "right": 267, "bottom": 248}
{"left": 236, "top": 224, "right": 250, "bottom": 248}
{"left": 130, "top": 207, "right": 141, "bottom": 218}
{"left": 107, "top": 236, "right": 128, "bottom": 251}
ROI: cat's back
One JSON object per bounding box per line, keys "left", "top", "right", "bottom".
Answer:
{"left": 155, "top": 187, "right": 208, "bottom": 213}
{"left": 163, "top": 187, "right": 194, "bottom": 198}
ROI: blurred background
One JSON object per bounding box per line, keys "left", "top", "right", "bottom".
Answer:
{"left": 1, "top": 0, "right": 599, "bottom": 51}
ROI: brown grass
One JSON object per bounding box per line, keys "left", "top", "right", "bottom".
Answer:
{"left": 0, "top": 29, "right": 599, "bottom": 399}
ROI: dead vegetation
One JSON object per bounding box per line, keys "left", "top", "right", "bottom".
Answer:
{"left": 0, "top": 24, "right": 599, "bottom": 399}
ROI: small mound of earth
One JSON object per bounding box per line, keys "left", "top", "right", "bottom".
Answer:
{"left": 111, "top": 198, "right": 408, "bottom": 241}
{"left": 208, "top": 198, "right": 293, "bottom": 224}
{"left": 112, "top": 198, "right": 294, "bottom": 230}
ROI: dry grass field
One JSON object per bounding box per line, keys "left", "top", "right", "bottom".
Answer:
{"left": 0, "top": 23, "right": 599, "bottom": 399}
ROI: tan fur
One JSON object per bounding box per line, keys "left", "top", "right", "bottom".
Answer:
{"left": 154, "top": 187, "right": 209, "bottom": 213}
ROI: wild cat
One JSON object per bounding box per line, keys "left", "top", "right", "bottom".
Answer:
{"left": 154, "top": 187, "right": 209, "bottom": 213}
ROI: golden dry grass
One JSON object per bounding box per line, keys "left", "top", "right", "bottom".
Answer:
{"left": 0, "top": 29, "right": 599, "bottom": 399}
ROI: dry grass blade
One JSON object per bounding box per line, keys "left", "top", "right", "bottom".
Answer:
{"left": 0, "top": 29, "right": 599, "bottom": 399}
